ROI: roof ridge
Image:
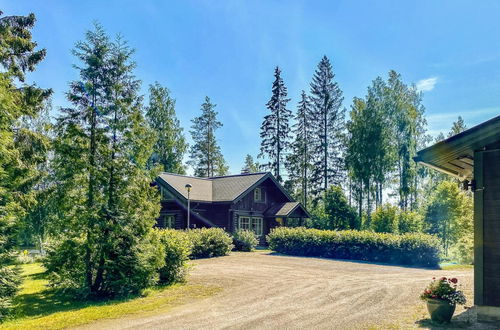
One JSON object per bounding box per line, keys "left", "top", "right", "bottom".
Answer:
{"left": 209, "top": 172, "right": 268, "bottom": 179}
{"left": 161, "top": 172, "right": 269, "bottom": 181}
{"left": 160, "top": 172, "right": 212, "bottom": 181}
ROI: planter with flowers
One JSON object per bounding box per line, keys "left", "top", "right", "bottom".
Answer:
{"left": 420, "top": 277, "right": 466, "bottom": 323}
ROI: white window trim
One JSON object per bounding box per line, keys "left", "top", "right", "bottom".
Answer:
{"left": 238, "top": 216, "right": 263, "bottom": 236}
{"left": 254, "top": 187, "right": 264, "bottom": 202}
{"left": 163, "top": 214, "right": 175, "bottom": 228}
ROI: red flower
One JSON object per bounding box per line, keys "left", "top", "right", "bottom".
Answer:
{"left": 441, "top": 277, "right": 447, "bottom": 281}
{"left": 432, "top": 277, "right": 435, "bottom": 280}
{"left": 450, "top": 278, "right": 458, "bottom": 284}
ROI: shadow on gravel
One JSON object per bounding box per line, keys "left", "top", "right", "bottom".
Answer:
{"left": 265, "top": 252, "right": 440, "bottom": 270}
{"left": 416, "top": 307, "right": 500, "bottom": 329}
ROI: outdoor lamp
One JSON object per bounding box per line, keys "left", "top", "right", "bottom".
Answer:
{"left": 185, "top": 183, "right": 192, "bottom": 228}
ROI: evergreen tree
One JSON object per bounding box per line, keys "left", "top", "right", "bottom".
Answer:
{"left": 259, "top": 66, "right": 291, "bottom": 182}
{"left": 47, "top": 24, "right": 163, "bottom": 297}
{"left": 286, "top": 90, "right": 314, "bottom": 209}
{"left": 0, "top": 11, "right": 51, "bottom": 318}
{"left": 309, "top": 56, "right": 345, "bottom": 195}
{"left": 242, "top": 154, "right": 260, "bottom": 174}
{"left": 18, "top": 101, "right": 54, "bottom": 250}
{"left": 188, "top": 96, "right": 227, "bottom": 177}
{"left": 448, "top": 116, "right": 467, "bottom": 137}
{"left": 146, "top": 82, "right": 188, "bottom": 174}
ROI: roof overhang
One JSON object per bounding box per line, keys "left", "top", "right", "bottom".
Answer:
{"left": 414, "top": 115, "right": 500, "bottom": 180}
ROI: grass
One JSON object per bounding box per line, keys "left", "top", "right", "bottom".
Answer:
{"left": 439, "top": 264, "right": 474, "bottom": 271}
{"left": 1, "top": 263, "right": 221, "bottom": 330}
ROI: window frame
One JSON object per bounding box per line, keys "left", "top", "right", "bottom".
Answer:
{"left": 253, "top": 187, "right": 264, "bottom": 203}
{"left": 160, "top": 214, "right": 175, "bottom": 228}
{"left": 238, "top": 216, "right": 263, "bottom": 236}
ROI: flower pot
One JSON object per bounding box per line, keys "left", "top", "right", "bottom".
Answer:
{"left": 426, "top": 298, "right": 456, "bottom": 323}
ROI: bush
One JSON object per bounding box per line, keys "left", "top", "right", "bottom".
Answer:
{"left": 232, "top": 229, "right": 258, "bottom": 252}
{"left": 371, "top": 204, "right": 399, "bottom": 233}
{"left": 156, "top": 229, "right": 192, "bottom": 284}
{"left": 398, "top": 210, "right": 424, "bottom": 233}
{"left": 267, "top": 227, "right": 441, "bottom": 267}
{"left": 450, "top": 234, "right": 474, "bottom": 264}
{"left": 44, "top": 232, "right": 165, "bottom": 298}
{"left": 0, "top": 266, "right": 21, "bottom": 320}
{"left": 186, "top": 228, "right": 233, "bottom": 259}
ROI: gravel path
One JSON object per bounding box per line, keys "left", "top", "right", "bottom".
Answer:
{"left": 78, "top": 251, "right": 475, "bottom": 329}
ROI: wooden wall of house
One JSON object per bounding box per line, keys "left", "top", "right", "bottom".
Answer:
{"left": 159, "top": 200, "right": 230, "bottom": 229}
{"left": 233, "top": 178, "right": 290, "bottom": 213}
{"left": 480, "top": 149, "right": 500, "bottom": 307}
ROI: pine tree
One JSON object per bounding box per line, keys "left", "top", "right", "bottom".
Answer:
{"left": 242, "top": 154, "right": 260, "bottom": 174}
{"left": 146, "top": 82, "right": 188, "bottom": 174}
{"left": 286, "top": 91, "right": 314, "bottom": 209}
{"left": 309, "top": 56, "right": 345, "bottom": 195}
{"left": 0, "top": 11, "right": 51, "bottom": 318}
{"left": 188, "top": 96, "right": 227, "bottom": 177}
{"left": 47, "top": 24, "right": 163, "bottom": 297}
{"left": 448, "top": 116, "right": 467, "bottom": 137}
{"left": 259, "top": 66, "right": 291, "bottom": 182}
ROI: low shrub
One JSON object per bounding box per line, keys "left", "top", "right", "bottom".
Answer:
{"left": 155, "top": 229, "right": 192, "bottom": 284}
{"left": 186, "top": 228, "right": 233, "bottom": 259}
{"left": 232, "top": 229, "right": 258, "bottom": 252}
{"left": 267, "top": 227, "right": 441, "bottom": 267}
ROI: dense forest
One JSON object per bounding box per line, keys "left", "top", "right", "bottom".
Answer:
{"left": 0, "top": 12, "right": 473, "bottom": 318}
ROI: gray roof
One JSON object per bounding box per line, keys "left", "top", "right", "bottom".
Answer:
{"left": 415, "top": 114, "right": 500, "bottom": 180}
{"left": 158, "top": 172, "right": 267, "bottom": 202}
{"left": 265, "top": 202, "right": 302, "bottom": 217}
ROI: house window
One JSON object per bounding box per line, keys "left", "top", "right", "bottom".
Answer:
{"left": 238, "top": 216, "right": 263, "bottom": 236}
{"left": 159, "top": 214, "right": 175, "bottom": 228}
{"left": 254, "top": 187, "right": 263, "bottom": 202}
{"left": 239, "top": 216, "right": 251, "bottom": 230}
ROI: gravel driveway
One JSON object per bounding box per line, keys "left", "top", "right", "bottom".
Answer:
{"left": 80, "top": 251, "right": 474, "bottom": 329}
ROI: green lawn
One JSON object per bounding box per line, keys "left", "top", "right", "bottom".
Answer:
{"left": 1, "top": 263, "right": 220, "bottom": 330}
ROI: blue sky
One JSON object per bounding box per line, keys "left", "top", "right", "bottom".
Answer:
{"left": 4, "top": 0, "right": 500, "bottom": 174}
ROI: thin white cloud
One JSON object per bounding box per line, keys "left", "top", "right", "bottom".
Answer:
{"left": 416, "top": 77, "right": 438, "bottom": 92}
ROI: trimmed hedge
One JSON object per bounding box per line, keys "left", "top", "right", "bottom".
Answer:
{"left": 232, "top": 229, "right": 258, "bottom": 252}
{"left": 267, "top": 227, "right": 441, "bottom": 267}
{"left": 186, "top": 228, "right": 233, "bottom": 259}
{"left": 156, "top": 229, "right": 192, "bottom": 284}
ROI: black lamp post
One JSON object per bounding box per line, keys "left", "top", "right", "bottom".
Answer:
{"left": 185, "top": 183, "right": 192, "bottom": 228}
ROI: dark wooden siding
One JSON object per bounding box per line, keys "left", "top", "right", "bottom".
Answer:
{"left": 231, "top": 179, "right": 292, "bottom": 244}
{"left": 481, "top": 149, "right": 500, "bottom": 307}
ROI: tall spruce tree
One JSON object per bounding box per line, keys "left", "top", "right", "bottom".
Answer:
{"left": 146, "top": 82, "right": 188, "bottom": 174}
{"left": 259, "top": 66, "right": 291, "bottom": 182}
{"left": 0, "top": 11, "right": 51, "bottom": 318}
{"left": 309, "top": 56, "right": 345, "bottom": 195}
{"left": 188, "top": 96, "right": 227, "bottom": 177}
{"left": 47, "top": 24, "right": 163, "bottom": 297}
{"left": 286, "top": 91, "right": 314, "bottom": 209}
{"left": 242, "top": 154, "right": 260, "bottom": 174}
